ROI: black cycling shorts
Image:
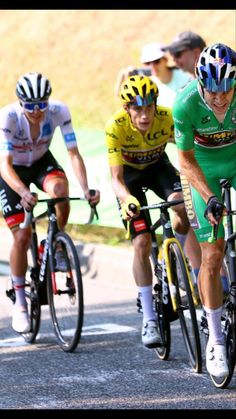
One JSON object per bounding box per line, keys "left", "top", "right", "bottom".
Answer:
{"left": 0, "top": 150, "right": 66, "bottom": 229}
{"left": 118, "top": 152, "right": 182, "bottom": 240}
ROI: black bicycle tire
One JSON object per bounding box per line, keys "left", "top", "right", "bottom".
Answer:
{"left": 21, "top": 254, "right": 41, "bottom": 343}
{"left": 168, "top": 242, "right": 202, "bottom": 373}
{"left": 154, "top": 293, "right": 171, "bottom": 360}
{"left": 150, "top": 248, "right": 171, "bottom": 360}
{"left": 47, "top": 231, "right": 84, "bottom": 352}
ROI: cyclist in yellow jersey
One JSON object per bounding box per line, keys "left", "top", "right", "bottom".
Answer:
{"left": 105, "top": 75, "right": 194, "bottom": 348}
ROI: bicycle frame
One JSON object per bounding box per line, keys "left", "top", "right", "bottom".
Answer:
{"left": 222, "top": 180, "right": 236, "bottom": 285}
{"left": 141, "top": 199, "right": 198, "bottom": 310}
{"left": 139, "top": 195, "right": 202, "bottom": 372}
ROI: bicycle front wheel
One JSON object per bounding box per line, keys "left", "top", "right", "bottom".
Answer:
{"left": 154, "top": 289, "right": 171, "bottom": 360}
{"left": 47, "top": 231, "right": 84, "bottom": 352}
{"left": 168, "top": 242, "right": 202, "bottom": 373}
{"left": 22, "top": 265, "right": 41, "bottom": 344}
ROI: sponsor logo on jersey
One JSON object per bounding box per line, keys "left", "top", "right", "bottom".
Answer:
{"left": 231, "top": 109, "right": 236, "bottom": 124}
{"left": 105, "top": 131, "right": 118, "bottom": 140}
{"left": 114, "top": 116, "right": 126, "bottom": 125}
{"left": 201, "top": 115, "right": 211, "bottom": 124}
{"left": 122, "top": 144, "right": 166, "bottom": 165}
{"left": 180, "top": 175, "right": 199, "bottom": 228}
{"left": 133, "top": 219, "right": 147, "bottom": 232}
{"left": 0, "top": 141, "right": 13, "bottom": 151}
{"left": 156, "top": 109, "right": 168, "bottom": 116}
{"left": 174, "top": 128, "right": 182, "bottom": 139}
{"left": 64, "top": 132, "right": 76, "bottom": 144}
{"left": 126, "top": 135, "right": 135, "bottom": 142}
{"left": 195, "top": 130, "right": 236, "bottom": 147}
{"left": 42, "top": 123, "right": 52, "bottom": 136}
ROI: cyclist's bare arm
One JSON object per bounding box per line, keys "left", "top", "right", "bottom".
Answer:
{"left": 67, "top": 147, "right": 100, "bottom": 206}
{"left": 0, "top": 154, "right": 37, "bottom": 210}
{"left": 110, "top": 165, "right": 131, "bottom": 203}
{"left": 110, "top": 165, "right": 140, "bottom": 219}
{"left": 177, "top": 148, "right": 215, "bottom": 203}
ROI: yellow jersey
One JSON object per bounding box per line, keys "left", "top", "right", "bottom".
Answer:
{"left": 105, "top": 106, "right": 174, "bottom": 170}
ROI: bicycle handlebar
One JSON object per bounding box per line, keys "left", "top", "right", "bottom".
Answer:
{"left": 208, "top": 209, "right": 236, "bottom": 243}
{"left": 128, "top": 198, "right": 184, "bottom": 215}
{"left": 19, "top": 190, "right": 99, "bottom": 229}
{"left": 139, "top": 199, "right": 184, "bottom": 212}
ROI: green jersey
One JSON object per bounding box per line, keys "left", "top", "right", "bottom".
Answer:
{"left": 173, "top": 79, "right": 236, "bottom": 242}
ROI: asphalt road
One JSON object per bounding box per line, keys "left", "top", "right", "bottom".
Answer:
{"left": 0, "top": 232, "right": 235, "bottom": 410}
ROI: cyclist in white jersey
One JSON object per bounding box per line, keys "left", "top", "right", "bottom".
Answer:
{"left": 0, "top": 72, "right": 100, "bottom": 333}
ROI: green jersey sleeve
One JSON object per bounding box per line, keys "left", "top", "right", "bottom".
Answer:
{"left": 173, "top": 100, "right": 195, "bottom": 151}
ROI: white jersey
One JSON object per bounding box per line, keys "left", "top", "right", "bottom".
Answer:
{"left": 0, "top": 100, "right": 77, "bottom": 167}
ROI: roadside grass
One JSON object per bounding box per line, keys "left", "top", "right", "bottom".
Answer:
{"left": 0, "top": 214, "right": 163, "bottom": 248}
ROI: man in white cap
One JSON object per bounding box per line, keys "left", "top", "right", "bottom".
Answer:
{"left": 140, "top": 41, "right": 193, "bottom": 93}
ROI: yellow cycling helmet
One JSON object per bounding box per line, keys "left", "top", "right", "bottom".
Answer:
{"left": 120, "top": 75, "right": 159, "bottom": 106}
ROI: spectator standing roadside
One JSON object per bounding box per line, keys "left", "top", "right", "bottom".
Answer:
{"left": 163, "top": 31, "right": 206, "bottom": 76}
{"left": 140, "top": 41, "right": 193, "bottom": 94}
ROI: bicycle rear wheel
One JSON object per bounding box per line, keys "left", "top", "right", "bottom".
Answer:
{"left": 47, "top": 231, "right": 84, "bottom": 352}
{"left": 168, "top": 242, "right": 202, "bottom": 373}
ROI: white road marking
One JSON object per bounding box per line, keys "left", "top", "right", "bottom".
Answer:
{"left": 0, "top": 323, "right": 135, "bottom": 347}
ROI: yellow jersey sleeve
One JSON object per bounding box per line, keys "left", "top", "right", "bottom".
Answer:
{"left": 105, "top": 108, "right": 128, "bottom": 167}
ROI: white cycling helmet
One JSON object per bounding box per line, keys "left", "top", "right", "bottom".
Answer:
{"left": 196, "top": 43, "right": 236, "bottom": 92}
{"left": 16, "top": 72, "right": 52, "bottom": 102}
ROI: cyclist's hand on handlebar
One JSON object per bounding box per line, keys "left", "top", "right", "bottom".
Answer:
{"left": 121, "top": 195, "right": 140, "bottom": 220}
{"left": 85, "top": 189, "right": 100, "bottom": 207}
{"left": 20, "top": 190, "right": 38, "bottom": 211}
{"left": 204, "top": 195, "right": 226, "bottom": 225}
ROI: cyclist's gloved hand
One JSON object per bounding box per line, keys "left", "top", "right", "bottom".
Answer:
{"left": 204, "top": 195, "right": 224, "bottom": 222}
{"left": 20, "top": 190, "right": 38, "bottom": 211}
{"left": 121, "top": 195, "right": 140, "bottom": 220}
{"left": 86, "top": 189, "right": 100, "bottom": 207}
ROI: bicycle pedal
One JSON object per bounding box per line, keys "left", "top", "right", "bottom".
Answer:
{"left": 6, "top": 288, "right": 16, "bottom": 303}
{"left": 153, "top": 283, "right": 162, "bottom": 292}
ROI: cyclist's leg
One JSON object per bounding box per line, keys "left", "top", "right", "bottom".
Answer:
{"left": 188, "top": 180, "right": 228, "bottom": 377}
{"left": 122, "top": 165, "right": 161, "bottom": 348}
{"left": 0, "top": 174, "right": 32, "bottom": 333}
{"left": 149, "top": 155, "right": 195, "bottom": 254}
{"left": 184, "top": 228, "right": 201, "bottom": 282}
{"left": 35, "top": 151, "right": 69, "bottom": 230}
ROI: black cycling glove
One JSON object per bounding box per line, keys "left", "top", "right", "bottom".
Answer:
{"left": 204, "top": 195, "right": 224, "bottom": 221}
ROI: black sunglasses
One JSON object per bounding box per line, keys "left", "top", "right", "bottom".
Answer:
{"left": 173, "top": 49, "right": 189, "bottom": 58}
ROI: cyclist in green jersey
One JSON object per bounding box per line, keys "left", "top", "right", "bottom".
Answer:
{"left": 173, "top": 43, "right": 236, "bottom": 379}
